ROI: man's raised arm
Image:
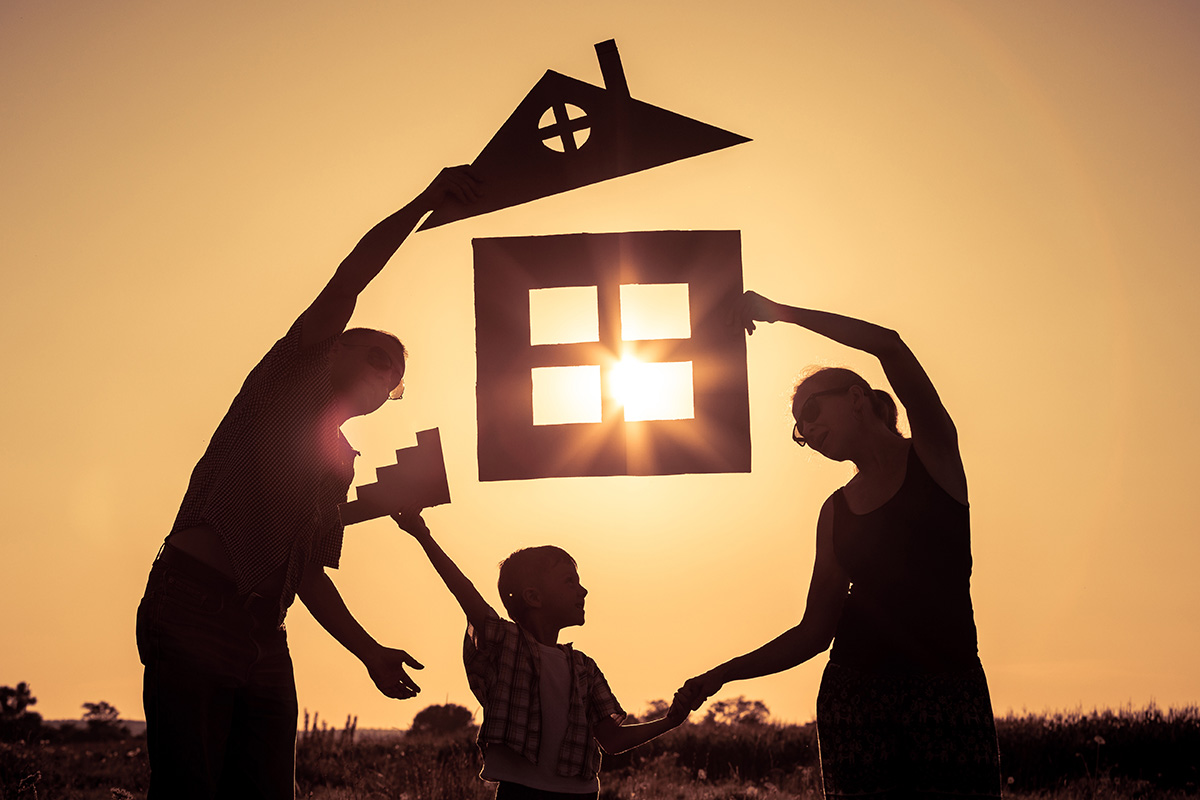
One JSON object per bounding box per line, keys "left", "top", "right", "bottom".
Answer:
{"left": 301, "top": 166, "right": 481, "bottom": 347}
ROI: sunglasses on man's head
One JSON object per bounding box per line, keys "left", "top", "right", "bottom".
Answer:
{"left": 342, "top": 342, "right": 405, "bottom": 400}
{"left": 791, "top": 386, "right": 853, "bottom": 446}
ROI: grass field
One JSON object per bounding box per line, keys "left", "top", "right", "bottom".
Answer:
{"left": 2, "top": 703, "right": 1197, "bottom": 799}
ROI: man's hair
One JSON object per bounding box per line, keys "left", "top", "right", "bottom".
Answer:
{"left": 340, "top": 327, "right": 409, "bottom": 363}
{"left": 497, "top": 546, "right": 577, "bottom": 623}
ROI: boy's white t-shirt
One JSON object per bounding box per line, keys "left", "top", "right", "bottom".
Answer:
{"left": 481, "top": 642, "right": 601, "bottom": 793}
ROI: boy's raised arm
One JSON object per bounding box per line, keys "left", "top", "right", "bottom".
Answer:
{"left": 392, "top": 508, "right": 492, "bottom": 630}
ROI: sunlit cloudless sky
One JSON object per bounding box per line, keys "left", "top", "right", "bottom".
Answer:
{"left": 3, "top": 1, "right": 1199, "bottom": 729}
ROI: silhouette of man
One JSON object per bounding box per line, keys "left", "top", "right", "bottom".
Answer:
{"left": 135, "top": 166, "right": 480, "bottom": 799}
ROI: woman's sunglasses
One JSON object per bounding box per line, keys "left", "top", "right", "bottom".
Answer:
{"left": 791, "top": 386, "right": 853, "bottom": 446}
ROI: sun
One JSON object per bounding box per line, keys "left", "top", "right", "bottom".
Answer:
{"left": 609, "top": 355, "right": 695, "bottom": 422}
{"left": 531, "top": 355, "right": 696, "bottom": 426}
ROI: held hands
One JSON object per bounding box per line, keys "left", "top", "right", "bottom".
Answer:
{"left": 365, "top": 646, "right": 425, "bottom": 700}
{"left": 679, "top": 667, "right": 728, "bottom": 712}
{"left": 417, "top": 165, "right": 483, "bottom": 210}
{"left": 730, "top": 290, "right": 785, "bottom": 336}
{"left": 666, "top": 688, "right": 695, "bottom": 726}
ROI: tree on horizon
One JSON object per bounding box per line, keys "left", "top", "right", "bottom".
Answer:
{"left": 0, "top": 681, "right": 44, "bottom": 741}
{"left": 82, "top": 700, "right": 127, "bottom": 739}
{"left": 409, "top": 703, "right": 476, "bottom": 736}
{"left": 703, "top": 695, "right": 770, "bottom": 726}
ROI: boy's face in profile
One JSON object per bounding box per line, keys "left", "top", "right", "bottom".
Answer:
{"left": 534, "top": 560, "right": 588, "bottom": 629}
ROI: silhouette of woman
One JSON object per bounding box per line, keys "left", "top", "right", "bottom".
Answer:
{"left": 682, "top": 291, "right": 1002, "bottom": 799}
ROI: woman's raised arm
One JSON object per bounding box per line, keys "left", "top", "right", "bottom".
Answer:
{"left": 736, "top": 290, "right": 966, "bottom": 500}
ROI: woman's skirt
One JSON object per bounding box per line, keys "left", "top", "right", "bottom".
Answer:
{"left": 816, "top": 661, "right": 1002, "bottom": 798}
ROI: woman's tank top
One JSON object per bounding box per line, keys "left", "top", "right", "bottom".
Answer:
{"left": 829, "top": 445, "right": 981, "bottom": 674}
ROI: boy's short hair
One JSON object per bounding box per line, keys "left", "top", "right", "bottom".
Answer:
{"left": 498, "top": 546, "right": 577, "bottom": 623}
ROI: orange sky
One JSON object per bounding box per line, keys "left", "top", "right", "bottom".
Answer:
{"left": 3, "top": 1, "right": 1199, "bottom": 730}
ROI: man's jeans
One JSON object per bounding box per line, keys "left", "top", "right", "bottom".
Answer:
{"left": 137, "top": 544, "right": 297, "bottom": 800}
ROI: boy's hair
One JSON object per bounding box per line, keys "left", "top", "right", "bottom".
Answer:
{"left": 498, "top": 546, "right": 577, "bottom": 623}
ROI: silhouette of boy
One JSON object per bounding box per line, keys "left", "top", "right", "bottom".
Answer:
{"left": 393, "top": 508, "right": 690, "bottom": 800}
{"left": 136, "top": 166, "right": 480, "bottom": 800}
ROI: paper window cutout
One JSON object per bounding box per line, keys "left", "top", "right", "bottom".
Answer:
{"left": 475, "top": 230, "right": 750, "bottom": 480}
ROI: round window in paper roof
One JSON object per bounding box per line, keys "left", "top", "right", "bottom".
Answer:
{"left": 538, "top": 104, "right": 591, "bottom": 153}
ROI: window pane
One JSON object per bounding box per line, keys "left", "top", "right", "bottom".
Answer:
{"left": 615, "top": 361, "right": 695, "bottom": 421}
{"left": 530, "top": 286, "right": 599, "bottom": 345}
{"left": 532, "top": 365, "right": 602, "bottom": 425}
{"left": 620, "top": 283, "right": 691, "bottom": 341}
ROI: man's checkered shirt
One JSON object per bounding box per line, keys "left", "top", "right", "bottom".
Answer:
{"left": 170, "top": 313, "right": 357, "bottom": 622}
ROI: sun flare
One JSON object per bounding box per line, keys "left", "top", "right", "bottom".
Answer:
{"left": 609, "top": 356, "right": 695, "bottom": 422}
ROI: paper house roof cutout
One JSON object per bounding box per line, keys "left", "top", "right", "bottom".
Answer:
{"left": 339, "top": 428, "right": 451, "bottom": 525}
{"left": 475, "top": 230, "right": 751, "bottom": 480}
{"left": 420, "top": 40, "right": 750, "bottom": 230}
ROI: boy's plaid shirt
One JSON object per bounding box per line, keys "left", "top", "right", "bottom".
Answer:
{"left": 464, "top": 608, "right": 625, "bottom": 779}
